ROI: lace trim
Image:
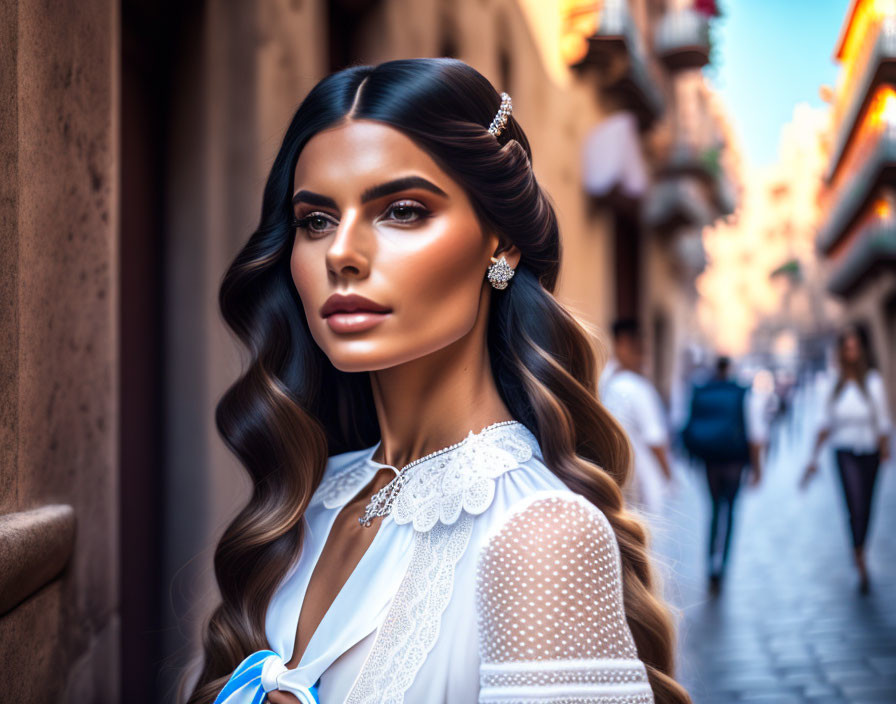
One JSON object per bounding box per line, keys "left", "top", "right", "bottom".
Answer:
{"left": 344, "top": 512, "right": 475, "bottom": 703}
{"left": 314, "top": 460, "right": 376, "bottom": 509}
{"left": 480, "top": 658, "right": 651, "bottom": 688}
{"left": 310, "top": 421, "right": 538, "bottom": 529}
{"left": 479, "top": 692, "right": 653, "bottom": 704}
{"left": 392, "top": 424, "right": 536, "bottom": 532}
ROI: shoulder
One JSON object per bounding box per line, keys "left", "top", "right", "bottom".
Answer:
{"left": 602, "top": 371, "right": 645, "bottom": 410}
{"left": 308, "top": 445, "right": 376, "bottom": 509}
{"left": 325, "top": 444, "right": 373, "bottom": 472}
{"left": 473, "top": 485, "right": 629, "bottom": 610}
{"left": 619, "top": 372, "right": 663, "bottom": 407}
{"left": 611, "top": 369, "right": 641, "bottom": 390}
{"left": 867, "top": 368, "right": 886, "bottom": 391}
{"left": 474, "top": 489, "right": 642, "bottom": 663}
{"left": 817, "top": 370, "right": 838, "bottom": 394}
{"left": 479, "top": 489, "right": 618, "bottom": 562}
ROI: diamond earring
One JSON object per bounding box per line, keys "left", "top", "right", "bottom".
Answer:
{"left": 487, "top": 255, "right": 516, "bottom": 290}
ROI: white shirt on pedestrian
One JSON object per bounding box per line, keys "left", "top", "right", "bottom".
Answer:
{"left": 598, "top": 358, "right": 669, "bottom": 516}
{"left": 815, "top": 368, "right": 892, "bottom": 454}
{"left": 744, "top": 386, "right": 771, "bottom": 447}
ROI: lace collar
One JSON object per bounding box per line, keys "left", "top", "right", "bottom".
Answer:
{"left": 309, "top": 420, "right": 540, "bottom": 532}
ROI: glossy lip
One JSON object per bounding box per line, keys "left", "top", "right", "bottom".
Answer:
{"left": 325, "top": 311, "right": 390, "bottom": 334}
{"left": 320, "top": 292, "right": 392, "bottom": 318}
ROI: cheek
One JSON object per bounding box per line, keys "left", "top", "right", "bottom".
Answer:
{"left": 290, "top": 243, "right": 324, "bottom": 328}
{"left": 388, "top": 217, "right": 487, "bottom": 338}
{"left": 286, "top": 209, "right": 490, "bottom": 371}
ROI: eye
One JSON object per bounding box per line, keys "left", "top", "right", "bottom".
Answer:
{"left": 292, "top": 212, "right": 337, "bottom": 236}
{"left": 383, "top": 200, "right": 430, "bottom": 225}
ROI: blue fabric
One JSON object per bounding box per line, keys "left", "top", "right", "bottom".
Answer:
{"left": 213, "top": 650, "right": 321, "bottom": 704}
{"left": 681, "top": 379, "right": 750, "bottom": 463}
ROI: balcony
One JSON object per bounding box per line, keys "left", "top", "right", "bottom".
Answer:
{"left": 658, "top": 140, "right": 736, "bottom": 217}
{"left": 567, "top": 0, "right": 665, "bottom": 128}
{"left": 827, "top": 14, "right": 896, "bottom": 181}
{"left": 655, "top": 8, "right": 711, "bottom": 71}
{"left": 643, "top": 175, "right": 714, "bottom": 233}
{"left": 817, "top": 120, "right": 896, "bottom": 254}
{"left": 827, "top": 218, "right": 896, "bottom": 296}
{"left": 672, "top": 228, "right": 708, "bottom": 279}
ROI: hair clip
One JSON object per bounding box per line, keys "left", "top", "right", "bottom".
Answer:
{"left": 487, "top": 92, "right": 512, "bottom": 137}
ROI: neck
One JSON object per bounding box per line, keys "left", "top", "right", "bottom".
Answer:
{"left": 368, "top": 296, "right": 513, "bottom": 469}
{"left": 616, "top": 356, "right": 639, "bottom": 373}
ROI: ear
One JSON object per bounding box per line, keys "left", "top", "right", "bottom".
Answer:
{"left": 488, "top": 233, "right": 521, "bottom": 270}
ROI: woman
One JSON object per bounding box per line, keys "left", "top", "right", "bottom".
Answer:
{"left": 802, "top": 325, "right": 892, "bottom": 593}
{"left": 181, "top": 58, "right": 690, "bottom": 704}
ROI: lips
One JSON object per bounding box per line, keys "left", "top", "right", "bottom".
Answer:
{"left": 320, "top": 293, "right": 392, "bottom": 318}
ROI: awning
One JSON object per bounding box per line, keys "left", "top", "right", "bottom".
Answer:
{"left": 582, "top": 111, "right": 649, "bottom": 201}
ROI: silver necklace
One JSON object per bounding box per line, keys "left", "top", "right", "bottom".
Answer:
{"left": 358, "top": 420, "right": 520, "bottom": 527}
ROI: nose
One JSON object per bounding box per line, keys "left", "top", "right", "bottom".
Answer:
{"left": 326, "top": 209, "right": 370, "bottom": 280}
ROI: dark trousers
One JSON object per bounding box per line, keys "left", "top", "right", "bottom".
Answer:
{"left": 705, "top": 460, "right": 745, "bottom": 577}
{"left": 834, "top": 448, "right": 881, "bottom": 549}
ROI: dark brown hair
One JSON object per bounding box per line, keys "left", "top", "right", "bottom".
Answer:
{"left": 830, "top": 322, "right": 875, "bottom": 405}
{"left": 182, "top": 57, "right": 691, "bottom": 704}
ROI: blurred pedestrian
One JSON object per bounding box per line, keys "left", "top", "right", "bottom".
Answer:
{"left": 599, "top": 318, "right": 673, "bottom": 519}
{"left": 801, "top": 324, "right": 892, "bottom": 593}
{"left": 681, "top": 356, "right": 764, "bottom": 594}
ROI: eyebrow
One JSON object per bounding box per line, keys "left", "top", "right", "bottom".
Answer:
{"left": 292, "top": 175, "right": 449, "bottom": 209}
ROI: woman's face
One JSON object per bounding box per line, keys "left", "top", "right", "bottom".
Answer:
{"left": 290, "top": 119, "right": 519, "bottom": 372}
{"left": 841, "top": 331, "right": 862, "bottom": 365}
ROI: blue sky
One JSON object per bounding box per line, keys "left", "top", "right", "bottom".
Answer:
{"left": 707, "top": 0, "right": 851, "bottom": 167}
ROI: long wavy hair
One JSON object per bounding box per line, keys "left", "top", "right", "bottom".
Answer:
{"left": 182, "top": 57, "right": 691, "bottom": 704}
{"left": 830, "top": 322, "right": 875, "bottom": 407}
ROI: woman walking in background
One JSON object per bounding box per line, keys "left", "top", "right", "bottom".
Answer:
{"left": 802, "top": 325, "right": 892, "bottom": 593}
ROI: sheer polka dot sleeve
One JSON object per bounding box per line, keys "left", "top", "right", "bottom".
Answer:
{"left": 475, "top": 492, "right": 654, "bottom": 704}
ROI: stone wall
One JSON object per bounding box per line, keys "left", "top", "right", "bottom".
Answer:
{"left": 0, "top": 0, "right": 120, "bottom": 702}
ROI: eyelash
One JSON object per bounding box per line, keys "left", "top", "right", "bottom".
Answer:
{"left": 291, "top": 201, "right": 431, "bottom": 236}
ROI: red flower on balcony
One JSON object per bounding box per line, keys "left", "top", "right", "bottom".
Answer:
{"left": 695, "top": 0, "right": 720, "bottom": 17}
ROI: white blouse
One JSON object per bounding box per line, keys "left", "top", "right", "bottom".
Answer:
{"left": 212, "top": 420, "right": 655, "bottom": 704}
{"left": 816, "top": 369, "right": 892, "bottom": 454}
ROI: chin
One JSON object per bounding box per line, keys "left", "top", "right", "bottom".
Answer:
{"left": 317, "top": 339, "right": 403, "bottom": 373}
{"left": 314, "top": 322, "right": 473, "bottom": 373}
{"left": 327, "top": 355, "right": 388, "bottom": 373}
{"left": 322, "top": 342, "right": 437, "bottom": 373}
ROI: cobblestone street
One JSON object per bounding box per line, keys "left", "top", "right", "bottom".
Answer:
{"left": 652, "top": 381, "right": 896, "bottom": 704}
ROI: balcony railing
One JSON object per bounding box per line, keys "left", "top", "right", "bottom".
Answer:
{"left": 827, "top": 14, "right": 896, "bottom": 180}
{"left": 827, "top": 218, "right": 896, "bottom": 296}
{"left": 659, "top": 140, "right": 736, "bottom": 217}
{"left": 672, "top": 229, "right": 708, "bottom": 279}
{"left": 572, "top": 0, "right": 666, "bottom": 126}
{"left": 818, "top": 121, "right": 896, "bottom": 253}
{"left": 643, "top": 175, "right": 714, "bottom": 232}
{"left": 654, "top": 8, "right": 711, "bottom": 71}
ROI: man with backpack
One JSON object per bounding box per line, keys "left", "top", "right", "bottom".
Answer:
{"left": 682, "top": 356, "right": 764, "bottom": 594}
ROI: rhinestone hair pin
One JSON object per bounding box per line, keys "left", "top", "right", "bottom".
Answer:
{"left": 487, "top": 92, "right": 513, "bottom": 137}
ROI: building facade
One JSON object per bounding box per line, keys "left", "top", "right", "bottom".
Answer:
{"left": 819, "top": 0, "right": 896, "bottom": 410}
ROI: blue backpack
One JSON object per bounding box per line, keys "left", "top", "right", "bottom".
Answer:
{"left": 681, "top": 379, "right": 750, "bottom": 463}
